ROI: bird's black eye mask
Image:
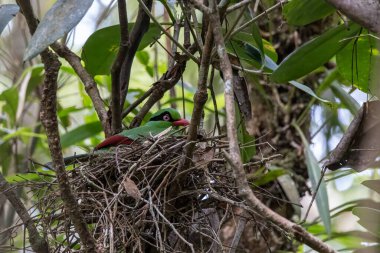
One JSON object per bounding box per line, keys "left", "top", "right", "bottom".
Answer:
{"left": 150, "top": 112, "right": 174, "bottom": 122}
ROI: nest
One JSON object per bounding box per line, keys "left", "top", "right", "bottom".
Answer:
{"left": 32, "top": 135, "right": 283, "bottom": 252}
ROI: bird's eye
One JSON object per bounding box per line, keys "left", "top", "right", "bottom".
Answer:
{"left": 163, "top": 114, "right": 171, "bottom": 121}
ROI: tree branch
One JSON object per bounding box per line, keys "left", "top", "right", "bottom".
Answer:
{"left": 209, "top": 0, "right": 336, "bottom": 251}
{"left": 180, "top": 25, "right": 213, "bottom": 170}
{"left": 16, "top": 1, "right": 97, "bottom": 251}
{"left": 51, "top": 43, "right": 111, "bottom": 136}
{"left": 0, "top": 173, "right": 49, "bottom": 253}
{"left": 111, "top": 0, "right": 129, "bottom": 134}
{"left": 119, "top": 0, "right": 153, "bottom": 114}
{"left": 325, "top": 0, "right": 380, "bottom": 34}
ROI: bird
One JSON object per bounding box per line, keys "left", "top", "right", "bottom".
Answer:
{"left": 95, "top": 108, "right": 189, "bottom": 150}
{"left": 46, "top": 108, "right": 189, "bottom": 168}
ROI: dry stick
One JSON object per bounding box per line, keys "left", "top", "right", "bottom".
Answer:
{"left": 16, "top": 1, "right": 97, "bottom": 251}
{"left": 111, "top": 0, "right": 129, "bottom": 134}
{"left": 119, "top": 0, "right": 153, "bottom": 111}
{"left": 207, "top": 0, "right": 336, "bottom": 251}
{"left": 226, "top": 0, "right": 252, "bottom": 13}
{"left": 0, "top": 173, "right": 49, "bottom": 253}
{"left": 51, "top": 43, "right": 111, "bottom": 137}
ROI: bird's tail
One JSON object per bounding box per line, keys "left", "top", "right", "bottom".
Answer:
{"left": 44, "top": 153, "right": 91, "bottom": 169}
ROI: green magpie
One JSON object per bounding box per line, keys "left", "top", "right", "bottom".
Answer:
{"left": 46, "top": 108, "right": 189, "bottom": 167}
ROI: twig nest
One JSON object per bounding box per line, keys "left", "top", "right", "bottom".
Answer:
{"left": 38, "top": 135, "right": 241, "bottom": 252}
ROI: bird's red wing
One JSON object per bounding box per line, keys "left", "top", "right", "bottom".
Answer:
{"left": 95, "top": 135, "right": 133, "bottom": 150}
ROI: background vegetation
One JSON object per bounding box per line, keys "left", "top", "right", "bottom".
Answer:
{"left": 0, "top": 0, "right": 379, "bottom": 252}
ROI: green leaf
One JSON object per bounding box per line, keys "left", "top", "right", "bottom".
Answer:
{"left": 136, "top": 51, "right": 150, "bottom": 66}
{"left": 253, "top": 168, "right": 287, "bottom": 186}
{"left": 330, "top": 82, "right": 360, "bottom": 114}
{"left": 236, "top": 104, "right": 255, "bottom": 163}
{"left": 362, "top": 180, "right": 380, "bottom": 195}
{"left": 82, "top": 23, "right": 161, "bottom": 77}
{"left": 272, "top": 23, "right": 361, "bottom": 83}
{"left": 293, "top": 123, "right": 331, "bottom": 235}
{"left": 252, "top": 23, "right": 264, "bottom": 64}
{"left": 5, "top": 169, "right": 55, "bottom": 183}
{"left": 1, "top": 127, "right": 46, "bottom": 142}
{"left": 60, "top": 121, "right": 102, "bottom": 148}
{"left": 24, "top": 0, "right": 94, "bottom": 61}
{"left": 352, "top": 207, "right": 380, "bottom": 237}
{"left": 283, "top": 0, "right": 335, "bottom": 26}
{"left": 0, "top": 4, "right": 19, "bottom": 35}
{"left": 336, "top": 35, "right": 380, "bottom": 93}
{"left": 0, "top": 87, "right": 18, "bottom": 125}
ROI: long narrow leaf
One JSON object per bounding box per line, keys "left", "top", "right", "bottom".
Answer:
{"left": 272, "top": 23, "right": 361, "bottom": 83}
{"left": 293, "top": 123, "right": 331, "bottom": 235}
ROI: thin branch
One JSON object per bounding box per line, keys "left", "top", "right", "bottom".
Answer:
{"left": 226, "top": 0, "right": 252, "bottom": 13}
{"left": 130, "top": 45, "right": 197, "bottom": 127}
{"left": 111, "top": 0, "right": 129, "bottom": 134}
{"left": 189, "top": 0, "right": 212, "bottom": 14}
{"left": 0, "top": 173, "right": 49, "bottom": 253}
{"left": 52, "top": 43, "right": 111, "bottom": 136}
{"left": 229, "top": 0, "right": 288, "bottom": 38}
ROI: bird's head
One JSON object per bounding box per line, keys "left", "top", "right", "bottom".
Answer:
{"left": 149, "top": 108, "right": 189, "bottom": 126}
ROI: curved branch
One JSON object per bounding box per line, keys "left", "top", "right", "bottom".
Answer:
{"left": 326, "top": 0, "right": 380, "bottom": 34}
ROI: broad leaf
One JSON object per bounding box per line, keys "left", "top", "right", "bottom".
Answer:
{"left": 24, "top": 0, "right": 94, "bottom": 61}
{"left": 60, "top": 121, "right": 102, "bottom": 148}
{"left": 0, "top": 4, "right": 19, "bottom": 34}
{"left": 352, "top": 207, "right": 380, "bottom": 237}
{"left": 82, "top": 24, "right": 161, "bottom": 76}
{"left": 272, "top": 23, "right": 361, "bottom": 83}
{"left": 283, "top": 0, "right": 335, "bottom": 26}
{"left": 362, "top": 180, "right": 380, "bottom": 195}
{"left": 0, "top": 87, "right": 19, "bottom": 125}
{"left": 337, "top": 35, "right": 380, "bottom": 93}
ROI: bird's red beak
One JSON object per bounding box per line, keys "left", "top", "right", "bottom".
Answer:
{"left": 172, "top": 118, "right": 190, "bottom": 126}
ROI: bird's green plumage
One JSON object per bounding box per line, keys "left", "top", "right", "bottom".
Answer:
{"left": 118, "top": 120, "right": 173, "bottom": 140}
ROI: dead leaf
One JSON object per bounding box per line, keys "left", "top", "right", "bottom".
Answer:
{"left": 122, "top": 177, "right": 141, "bottom": 200}
{"left": 324, "top": 100, "right": 380, "bottom": 172}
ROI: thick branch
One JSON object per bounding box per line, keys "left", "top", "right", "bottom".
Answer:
{"left": 16, "top": 1, "right": 97, "bottom": 251}
{"left": 325, "top": 0, "right": 380, "bottom": 35}
{"left": 209, "top": 0, "right": 336, "bottom": 251}
{"left": 0, "top": 173, "right": 49, "bottom": 253}
{"left": 111, "top": 0, "right": 129, "bottom": 134}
